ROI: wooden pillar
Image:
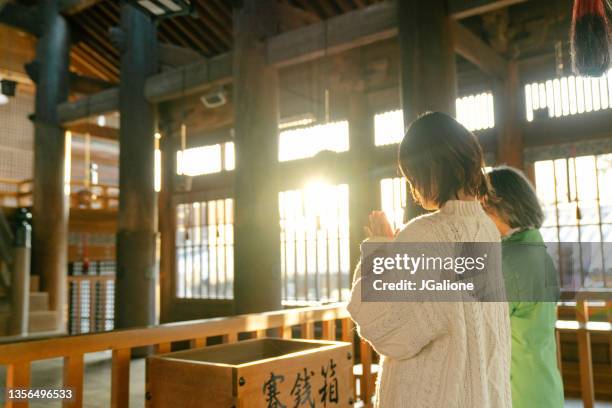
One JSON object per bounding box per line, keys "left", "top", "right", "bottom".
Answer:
{"left": 397, "top": 0, "right": 457, "bottom": 122}
{"left": 396, "top": 0, "right": 457, "bottom": 220}
{"left": 158, "top": 105, "right": 176, "bottom": 323}
{"left": 347, "top": 66, "right": 375, "bottom": 284}
{"left": 495, "top": 60, "right": 524, "bottom": 169}
{"left": 233, "top": 0, "right": 282, "bottom": 314}
{"left": 115, "top": 3, "right": 158, "bottom": 329}
{"left": 31, "top": 0, "right": 70, "bottom": 330}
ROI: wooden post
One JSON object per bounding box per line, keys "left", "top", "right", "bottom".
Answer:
{"left": 396, "top": 0, "right": 457, "bottom": 220}
{"left": 347, "top": 66, "right": 375, "bottom": 285}
{"left": 30, "top": 0, "right": 71, "bottom": 331}
{"left": 576, "top": 300, "right": 595, "bottom": 408}
{"left": 158, "top": 108, "right": 177, "bottom": 324}
{"left": 359, "top": 339, "right": 373, "bottom": 407}
{"left": 232, "top": 0, "right": 282, "bottom": 314}
{"left": 8, "top": 216, "right": 31, "bottom": 336}
{"left": 5, "top": 362, "right": 30, "bottom": 408}
{"left": 115, "top": 3, "right": 159, "bottom": 330}
{"left": 495, "top": 60, "right": 524, "bottom": 169}
{"left": 111, "top": 348, "right": 131, "bottom": 408}
{"left": 397, "top": 0, "right": 457, "bottom": 121}
{"left": 63, "top": 354, "right": 84, "bottom": 408}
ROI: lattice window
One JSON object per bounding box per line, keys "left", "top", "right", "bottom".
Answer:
{"left": 175, "top": 199, "right": 234, "bottom": 299}
{"left": 534, "top": 154, "right": 612, "bottom": 288}
{"left": 279, "top": 182, "right": 351, "bottom": 303}
{"left": 67, "top": 262, "right": 116, "bottom": 335}
{"left": 374, "top": 92, "right": 495, "bottom": 146}
{"left": 278, "top": 121, "right": 349, "bottom": 162}
{"left": 525, "top": 70, "right": 612, "bottom": 121}
{"left": 176, "top": 142, "right": 234, "bottom": 176}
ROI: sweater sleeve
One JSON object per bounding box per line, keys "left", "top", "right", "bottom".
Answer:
{"left": 347, "top": 217, "right": 452, "bottom": 360}
{"left": 347, "top": 277, "right": 451, "bottom": 360}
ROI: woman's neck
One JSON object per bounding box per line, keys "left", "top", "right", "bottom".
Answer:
{"left": 455, "top": 190, "right": 477, "bottom": 201}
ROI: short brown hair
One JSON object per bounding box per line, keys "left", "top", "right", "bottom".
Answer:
{"left": 398, "top": 112, "right": 492, "bottom": 207}
{"left": 486, "top": 166, "right": 544, "bottom": 229}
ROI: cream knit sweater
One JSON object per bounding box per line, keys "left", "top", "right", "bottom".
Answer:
{"left": 347, "top": 200, "right": 511, "bottom": 408}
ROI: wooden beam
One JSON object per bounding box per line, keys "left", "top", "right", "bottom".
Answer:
{"left": 58, "top": 87, "right": 119, "bottom": 124}
{"left": 60, "top": 0, "right": 102, "bottom": 15}
{"left": 65, "top": 123, "right": 118, "bottom": 140}
{"left": 451, "top": 20, "right": 507, "bottom": 80}
{"left": 0, "top": 3, "right": 41, "bottom": 36}
{"left": 144, "top": 52, "right": 232, "bottom": 103}
{"left": 449, "top": 0, "right": 528, "bottom": 20}
{"left": 158, "top": 42, "right": 206, "bottom": 68}
{"left": 267, "top": 1, "right": 397, "bottom": 67}
{"left": 62, "top": 0, "right": 516, "bottom": 122}
{"left": 70, "top": 72, "right": 114, "bottom": 94}
{"left": 277, "top": 2, "right": 321, "bottom": 31}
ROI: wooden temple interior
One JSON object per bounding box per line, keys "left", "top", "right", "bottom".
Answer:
{"left": 0, "top": 0, "right": 610, "bottom": 407}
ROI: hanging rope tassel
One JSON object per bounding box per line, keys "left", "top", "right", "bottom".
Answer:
{"left": 571, "top": 0, "right": 612, "bottom": 76}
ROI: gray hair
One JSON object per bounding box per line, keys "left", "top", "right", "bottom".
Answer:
{"left": 487, "top": 166, "right": 544, "bottom": 229}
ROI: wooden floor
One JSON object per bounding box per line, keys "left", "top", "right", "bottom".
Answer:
{"left": 0, "top": 352, "right": 610, "bottom": 408}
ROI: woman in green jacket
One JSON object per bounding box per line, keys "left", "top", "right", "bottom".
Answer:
{"left": 485, "top": 166, "right": 565, "bottom": 408}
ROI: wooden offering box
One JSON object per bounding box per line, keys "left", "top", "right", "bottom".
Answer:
{"left": 146, "top": 338, "right": 354, "bottom": 408}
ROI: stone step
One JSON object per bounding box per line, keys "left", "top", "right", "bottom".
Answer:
{"left": 29, "top": 292, "right": 49, "bottom": 312}
{"left": 28, "top": 310, "right": 57, "bottom": 333}
{"left": 30, "top": 275, "right": 40, "bottom": 292}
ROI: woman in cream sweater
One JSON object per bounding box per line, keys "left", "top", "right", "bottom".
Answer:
{"left": 348, "top": 112, "right": 511, "bottom": 407}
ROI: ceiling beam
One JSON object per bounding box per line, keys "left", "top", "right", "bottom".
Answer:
{"left": 449, "top": 0, "right": 528, "bottom": 20}
{"left": 65, "top": 122, "right": 118, "bottom": 140}
{"left": 268, "top": 1, "right": 397, "bottom": 68}
{"left": 60, "top": 0, "right": 514, "bottom": 123}
{"left": 70, "top": 72, "right": 114, "bottom": 94}
{"left": 144, "top": 52, "right": 232, "bottom": 103}
{"left": 450, "top": 21, "right": 507, "bottom": 80}
{"left": 158, "top": 42, "right": 206, "bottom": 69}
{"left": 58, "top": 87, "right": 118, "bottom": 124}
{"left": 0, "top": 3, "right": 41, "bottom": 36}
{"left": 60, "top": 0, "right": 103, "bottom": 15}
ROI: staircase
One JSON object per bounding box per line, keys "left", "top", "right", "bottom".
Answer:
{"left": 0, "top": 276, "right": 59, "bottom": 336}
{"left": 0, "top": 209, "right": 58, "bottom": 337}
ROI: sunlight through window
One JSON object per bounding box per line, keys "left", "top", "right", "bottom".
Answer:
{"left": 176, "top": 199, "right": 234, "bottom": 299}
{"left": 176, "top": 142, "right": 235, "bottom": 176}
{"left": 380, "top": 177, "right": 407, "bottom": 231}
{"left": 525, "top": 70, "right": 612, "bottom": 121}
{"left": 278, "top": 121, "right": 349, "bottom": 162}
{"left": 534, "top": 154, "right": 612, "bottom": 289}
{"left": 279, "top": 181, "right": 350, "bottom": 303}
{"left": 374, "top": 92, "right": 495, "bottom": 146}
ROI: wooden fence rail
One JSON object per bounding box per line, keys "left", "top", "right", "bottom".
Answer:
{"left": 0, "top": 179, "right": 118, "bottom": 210}
{"left": 0, "top": 299, "right": 610, "bottom": 408}
{"left": 0, "top": 303, "right": 367, "bottom": 408}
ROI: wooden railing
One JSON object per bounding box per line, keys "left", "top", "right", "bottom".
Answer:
{"left": 0, "top": 178, "right": 31, "bottom": 208}
{"left": 0, "top": 298, "right": 610, "bottom": 408}
{"left": 0, "top": 179, "right": 118, "bottom": 210}
{"left": 556, "top": 294, "right": 612, "bottom": 408}
{"left": 0, "top": 303, "right": 369, "bottom": 408}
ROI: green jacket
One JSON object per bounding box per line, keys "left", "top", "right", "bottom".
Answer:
{"left": 502, "top": 229, "right": 564, "bottom": 408}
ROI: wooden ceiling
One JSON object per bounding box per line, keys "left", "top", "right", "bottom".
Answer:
{"left": 64, "top": 0, "right": 384, "bottom": 83}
